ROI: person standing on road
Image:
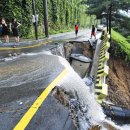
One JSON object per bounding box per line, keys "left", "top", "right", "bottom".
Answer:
{"left": 75, "top": 24, "right": 78, "bottom": 37}
{"left": 10, "top": 18, "right": 21, "bottom": 42}
{"left": 1, "top": 18, "right": 10, "bottom": 43}
{"left": 90, "top": 25, "right": 96, "bottom": 39}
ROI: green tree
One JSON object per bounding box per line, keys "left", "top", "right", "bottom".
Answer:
{"left": 85, "top": 0, "right": 130, "bottom": 19}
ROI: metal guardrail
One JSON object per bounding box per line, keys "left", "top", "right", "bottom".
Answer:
{"left": 95, "top": 34, "right": 110, "bottom": 104}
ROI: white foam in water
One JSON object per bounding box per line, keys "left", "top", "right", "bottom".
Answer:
{"left": 120, "top": 125, "right": 130, "bottom": 130}
{"left": 3, "top": 53, "right": 25, "bottom": 62}
{"left": 83, "top": 77, "right": 93, "bottom": 86}
{"left": 4, "top": 56, "right": 18, "bottom": 61}
{"left": 22, "top": 50, "right": 52, "bottom": 56}
{"left": 101, "top": 128, "right": 107, "bottom": 130}
{"left": 104, "top": 119, "right": 122, "bottom": 129}
{"left": 57, "top": 45, "right": 65, "bottom": 57}
{"left": 101, "top": 119, "right": 130, "bottom": 130}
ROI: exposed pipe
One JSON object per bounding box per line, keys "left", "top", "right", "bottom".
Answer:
{"left": 102, "top": 103, "right": 130, "bottom": 120}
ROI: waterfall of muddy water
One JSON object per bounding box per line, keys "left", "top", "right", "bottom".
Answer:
{"left": 44, "top": 44, "right": 65, "bottom": 57}
{"left": 56, "top": 45, "right": 65, "bottom": 57}
{"left": 54, "top": 57, "right": 130, "bottom": 130}
{"left": 55, "top": 57, "right": 105, "bottom": 129}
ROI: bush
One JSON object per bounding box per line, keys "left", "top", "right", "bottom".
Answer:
{"left": 111, "top": 30, "right": 130, "bottom": 61}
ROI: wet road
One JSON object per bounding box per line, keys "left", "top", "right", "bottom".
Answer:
{"left": 0, "top": 54, "right": 74, "bottom": 130}
{"left": 0, "top": 29, "right": 92, "bottom": 58}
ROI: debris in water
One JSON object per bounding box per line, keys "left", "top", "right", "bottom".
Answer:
{"left": 13, "top": 53, "right": 17, "bottom": 56}
{"left": 8, "top": 53, "right": 12, "bottom": 57}
{"left": 69, "top": 98, "right": 91, "bottom": 129}
{"left": 19, "top": 102, "right": 23, "bottom": 105}
{"left": 83, "top": 76, "right": 94, "bottom": 86}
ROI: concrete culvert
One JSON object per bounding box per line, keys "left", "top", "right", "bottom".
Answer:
{"left": 64, "top": 41, "right": 93, "bottom": 78}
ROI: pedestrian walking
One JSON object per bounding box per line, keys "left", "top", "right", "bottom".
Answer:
{"left": 1, "top": 18, "right": 10, "bottom": 43}
{"left": 75, "top": 24, "right": 78, "bottom": 37}
{"left": 10, "top": 18, "right": 21, "bottom": 42}
{"left": 90, "top": 25, "right": 96, "bottom": 39}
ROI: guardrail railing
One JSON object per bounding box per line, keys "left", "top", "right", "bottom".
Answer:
{"left": 95, "top": 33, "right": 110, "bottom": 104}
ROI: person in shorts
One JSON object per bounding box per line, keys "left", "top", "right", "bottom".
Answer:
{"left": 90, "top": 25, "right": 96, "bottom": 39}
{"left": 11, "top": 18, "right": 21, "bottom": 42}
{"left": 1, "top": 18, "right": 10, "bottom": 43}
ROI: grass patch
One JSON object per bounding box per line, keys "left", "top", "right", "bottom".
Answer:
{"left": 112, "top": 30, "right": 130, "bottom": 60}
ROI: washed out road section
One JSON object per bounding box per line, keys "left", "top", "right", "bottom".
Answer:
{"left": 0, "top": 54, "right": 76, "bottom": 130}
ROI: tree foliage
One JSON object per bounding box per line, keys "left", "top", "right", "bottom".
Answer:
{"left": 85, "top": 0, "right": 130, "bottom": 19}
{"left": 0, "top": 0, "right": 88, "bottom": 37}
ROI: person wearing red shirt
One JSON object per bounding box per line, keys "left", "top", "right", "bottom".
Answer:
{"left": 75, "top": 24, "right": 78, "bottom": 37}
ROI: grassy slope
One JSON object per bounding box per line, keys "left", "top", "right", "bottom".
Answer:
{"left": 112, "top": 30, "right": 130, "bottom": 59}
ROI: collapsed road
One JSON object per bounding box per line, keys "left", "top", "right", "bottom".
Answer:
{"left": 0, "top": 30, "right": 128, "bottom": 130}
{"left": 0, "top": 48, "right": 106, "bottom": 130}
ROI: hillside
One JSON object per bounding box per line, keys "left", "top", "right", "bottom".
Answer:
{"left": 112, "top": 30, "right": 130, "bottom": 60}
{"left": 107, "top": 30, "right": 130, "bottom": 109}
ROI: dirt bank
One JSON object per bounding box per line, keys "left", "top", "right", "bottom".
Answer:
{"left": 107, "top": 57, "right": 130, "bottom": 109}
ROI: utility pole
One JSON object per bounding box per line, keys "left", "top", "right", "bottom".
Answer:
{"left": 32, "top": 0, "right": 38, "bottom": 40}
{"left": 107, "top": 12, "right": 109, "bottom": 32}
{"left": 109, "top": 0, "right": 112, "bottom": 40}
{"left": 43, "top": 0, "right": 49, "bottom": 37}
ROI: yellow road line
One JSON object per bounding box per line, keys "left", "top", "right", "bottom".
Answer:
{"left": 14, "top": 68, "right": 68, "bottom": 130}
{"left": 0, "top": 41, "right": 49, "bottom": 51}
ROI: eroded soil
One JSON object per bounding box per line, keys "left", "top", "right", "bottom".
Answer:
{"left": 107, "top": 58, "right": 130, "bottom": 109}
